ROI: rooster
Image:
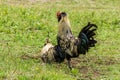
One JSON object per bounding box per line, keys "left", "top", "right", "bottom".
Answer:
{"left": 56, "top": 11, "right": 97, "bottom": 69}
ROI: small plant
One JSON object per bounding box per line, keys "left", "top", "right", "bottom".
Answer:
{"left": 71, "top": 68, "right": 79, "bottom": 76}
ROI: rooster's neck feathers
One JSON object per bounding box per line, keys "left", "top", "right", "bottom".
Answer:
{"left": 58, "top": 15, "right": 72, "bottom": 38}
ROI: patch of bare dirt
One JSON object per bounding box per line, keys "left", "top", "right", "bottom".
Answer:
{"left": 63, "top": 55, "right": 120, "bottom": 79}
{"left": 70, "top": 55, "right": 120, "bottom": 66}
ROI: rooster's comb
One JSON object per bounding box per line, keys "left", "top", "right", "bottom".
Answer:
{"left": 56, "top": 11, "right": 61, "bottom": 17}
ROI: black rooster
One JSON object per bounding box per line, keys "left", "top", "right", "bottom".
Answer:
{"left": 56, "top": 12, "right": 97, "bottom": 69}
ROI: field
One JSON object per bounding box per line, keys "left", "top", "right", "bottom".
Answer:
{"left": 0, "top": 0, "right": 120, "bottom": 80}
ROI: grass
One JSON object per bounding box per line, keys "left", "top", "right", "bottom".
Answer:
{"left": 0, "top": 0, "right": 120, "bottom": 80}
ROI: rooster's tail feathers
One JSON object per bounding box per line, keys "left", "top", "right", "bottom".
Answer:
{"left": 78, "top": 22, "right": 97, "bottom": 54}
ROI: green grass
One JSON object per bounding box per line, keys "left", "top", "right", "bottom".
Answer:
{"left": 0, "top": 0, "right": 120, "bottom": 80}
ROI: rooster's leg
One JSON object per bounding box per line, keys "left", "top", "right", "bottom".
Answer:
{"left": 67, "top": 58, "right": 72, "bottom": 70}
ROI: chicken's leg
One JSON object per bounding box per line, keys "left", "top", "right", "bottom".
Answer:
{"left": 67, "top": 58, "right": 72, "bottom": 70}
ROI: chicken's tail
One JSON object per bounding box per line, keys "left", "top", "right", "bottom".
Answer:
{"left": 77, "top": 22, "right": 97, "bottom": 54}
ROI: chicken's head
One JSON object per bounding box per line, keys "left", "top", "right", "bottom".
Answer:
{"left": 56, "top": 11, "right": 67, "bottom": 22}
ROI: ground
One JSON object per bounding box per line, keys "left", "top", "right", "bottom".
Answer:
{"left": 0, "top": 0, "right": 120, "bottom": 80}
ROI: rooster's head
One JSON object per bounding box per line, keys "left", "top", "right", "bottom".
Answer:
{"left": 57, "top": 11, "right": 67, "bottom": 22}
